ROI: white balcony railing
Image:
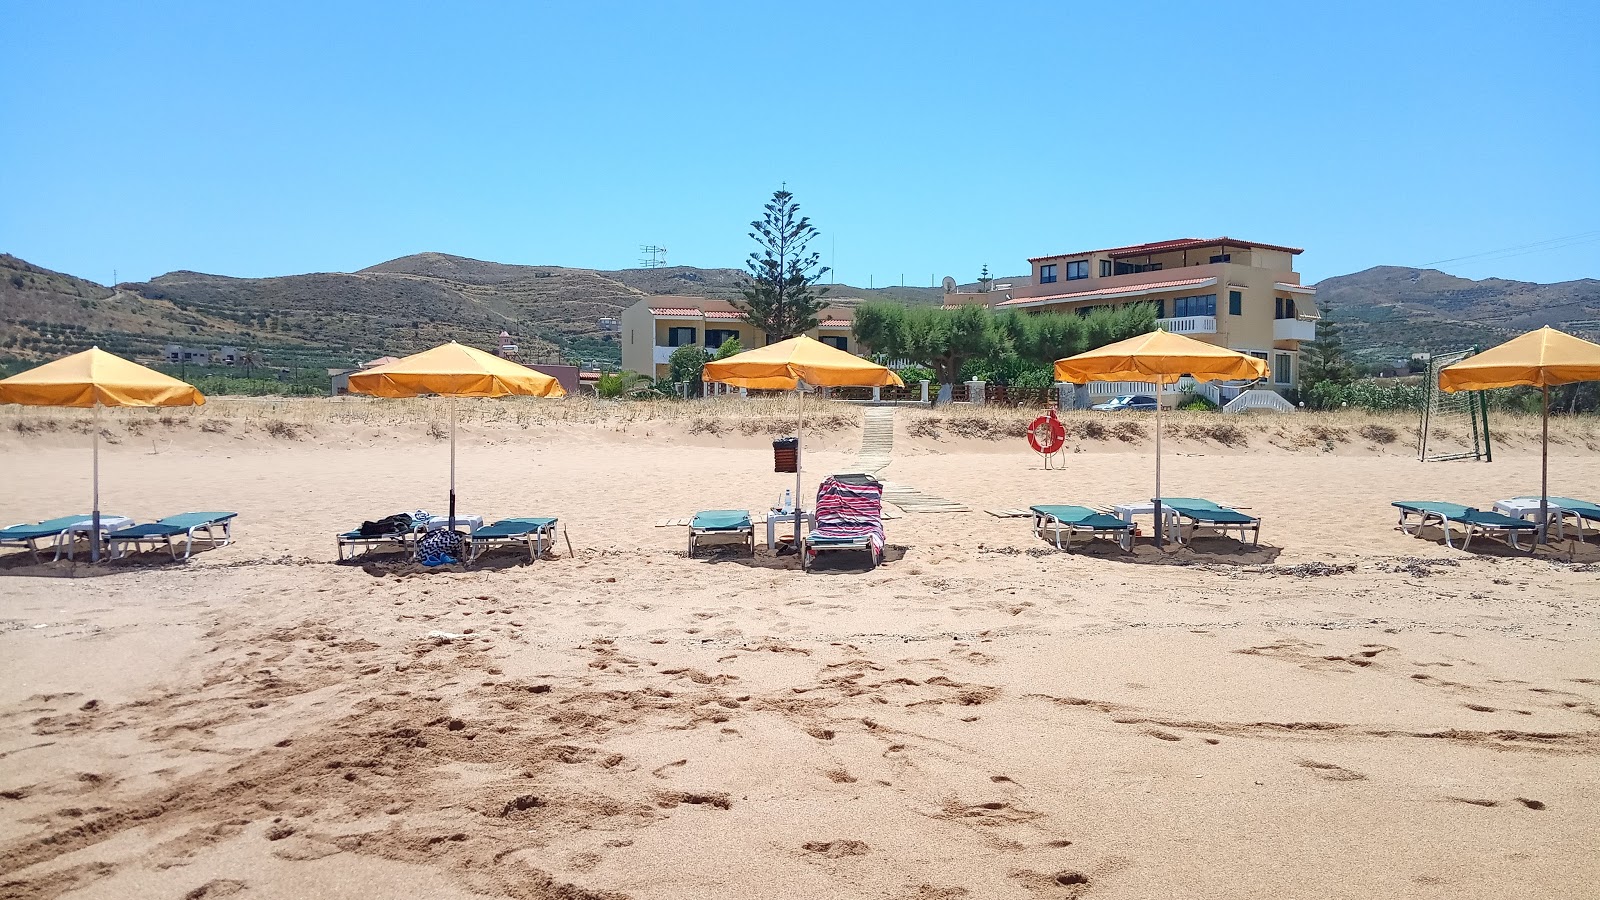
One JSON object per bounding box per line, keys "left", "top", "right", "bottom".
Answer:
{"left": 1273, "top": 318, "right": 1317, "bottom": 342}
{"left": 653, "top": 345, "right": 676, "bottom": 365}
{"left": 1157, "top": 315, "right": 1217, "bottom": 334}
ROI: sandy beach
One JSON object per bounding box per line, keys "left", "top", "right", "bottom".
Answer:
{"left": 1, "top": 399, "right": 1597, "bottom": 899}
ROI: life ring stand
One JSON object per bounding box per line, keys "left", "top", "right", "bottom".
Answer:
{"left": 1027, "top": 407, "right": 1067, "bottom": 463}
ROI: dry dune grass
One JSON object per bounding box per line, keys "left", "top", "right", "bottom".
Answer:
{"left": 0, "top": 396, "right": 1595, "bottom": 454}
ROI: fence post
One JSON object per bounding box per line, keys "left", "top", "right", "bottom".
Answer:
{"left": 920, "top": 380, "right": 930, "bottom": 403}
{"left": 1056, "top": 382, "right": 1071, "bottom": 409}
{"left": 872, "top": 386, "right": 881, "bottom": 402}
{"left": 966, "top": 379, "right": 986, "bottom": 405}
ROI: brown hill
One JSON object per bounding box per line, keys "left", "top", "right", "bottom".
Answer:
{"left": 1314, "top": 266, "right": 1600, "bottom": 360}
{"left": 2, "top": 251, "right": 950, "bottom": 373}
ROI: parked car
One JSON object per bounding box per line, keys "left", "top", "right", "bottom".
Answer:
{"left": 1091, "top": 395, "right": 1158, "bottom": 412}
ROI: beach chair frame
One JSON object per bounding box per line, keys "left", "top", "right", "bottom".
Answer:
{"left": 1515, "top": 496, "right": 1600, "bottom": 543}
{"left": 1163, "top": 499, "right": 1261, "bottom": 547}
{"left": 687, "top": 512, "right": 756, "bottom": 558}
{"left": 1030, "top": 506, "right": 1133, "bottom": 552}
{"left": 805, "top": 475, "right": 885, "bottom": 570}
{"left": 468, "top": 518, "right": 559, "bottom": 563}
{"left": 1393, "top": 502, "right": 1537, "bottom": 551}
{"left": 1, "top": 522, "right": 76, "bottom": 563}
{"left": 336, "top": 529, "right": 416, "bottom": 561}
{"left": 1, "top": 516, "right": 129, "bottom": 563}
{"left": 109, "top": 514, "right": 236, "bottom": 561}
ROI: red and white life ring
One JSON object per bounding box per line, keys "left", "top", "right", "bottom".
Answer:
{"left": 1027, "top": 409, "right": 1067, "bottom": 455}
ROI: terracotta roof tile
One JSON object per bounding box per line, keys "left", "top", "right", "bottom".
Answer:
{"left": 648, "top": 307, "right": 702, "bottom": 317}
{"left": 995, "top": 277, "right": 1215, "bottom": 307}
{"left": 702, "top": 310, "right": 744, "bottom": 319}
{"left": 1028, "top": 237, "right": 1304, "bottom": 264}
{"left": 817, "top": 319, "right": 852, "bottom": 327}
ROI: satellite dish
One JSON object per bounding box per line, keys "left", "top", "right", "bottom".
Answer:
{"left": 941, "top": 276, "right": 956, "bottom": 293}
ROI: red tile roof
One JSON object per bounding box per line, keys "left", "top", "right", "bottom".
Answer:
{"left": 995, "top": 277, "right": 1215, "bottom": 308}
{"left": 648, "top": 307, "right": 702, "bottom": 317}
{"left": 702, "top": 310, "right": 744, "bottom": 320}
{"left": 1028, "top": 237, "right": 1304, "bottom": 264}
{"left": 817, "top": 319, "right": 852, "bottom": 327}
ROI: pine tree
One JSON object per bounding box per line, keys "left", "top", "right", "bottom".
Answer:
{"left": 733, "top": 189, "right": 829, "bottom": 341}
{"left": 1298, "top": 315, "right": 1357, "bottom": 409}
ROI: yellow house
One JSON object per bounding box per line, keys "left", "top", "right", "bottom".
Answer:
{"left": 949, "top": 237, "right": 1319, "bottom": 391}
{"left": 620, "top": 295, "right": 858, "bottom": 379}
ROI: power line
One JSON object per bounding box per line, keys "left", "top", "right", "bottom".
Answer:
{"left": 1419, "top": 229, "right": 1600, "bottom": 268}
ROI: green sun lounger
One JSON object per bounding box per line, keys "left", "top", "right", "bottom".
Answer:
{"left": 1029, "top": 505, "right": 1133, "bottom": 551}
{"left": 1513, "top": 496, "right": 1600, "bottom": 541}
{"left": 108, "top": 512, "right": 237, "bottom": 560}
{"left": 1, "top": 514, "right": 129, "bottom": 562}
{"left": 1393, "top": 501, "right": 1537, "bottom": 551}
{"left": 336, "top": 520, "right": 417, "bottom": 561}
{"left": 687, "top": 510, "right": 755, "bottom": 557}
{"left": 1162, "top": 498, "right": 1260, "bottom": 546}
{"left": 468, "top": 517, "right": 559, "bottom": 562}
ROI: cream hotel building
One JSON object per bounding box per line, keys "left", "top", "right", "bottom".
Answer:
{"left": 949, "top": 236, "right": 1319, "bottom": 391}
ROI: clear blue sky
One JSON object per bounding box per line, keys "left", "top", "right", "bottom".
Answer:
{"left": 3, "top": 0, "right": 1597, "bottom": 288}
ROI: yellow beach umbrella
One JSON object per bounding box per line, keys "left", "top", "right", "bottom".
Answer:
{"left": 346, "top": 342, "right": 566, "bottom": 528}
{"left": 703, "top": 334, "right": 905, "bottom": 390}
{"left": 1440, "top": 327, "right": 1600, "bottom": 542}
{"left": 0, "top": 347, "right": 206, "bottom": 560}
{"left": 703, "top": 335, "right": 903, "bottom": 567}
{"left": 1055, "top": 329, "right": 1267, "bottom": 545}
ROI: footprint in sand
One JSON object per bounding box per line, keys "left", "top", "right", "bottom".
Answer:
{"left": 185, "top": 880, "right": 247, "bottom": 899}
{"left": 1296, "top": 759, "right": 1366, "bottom": 782}
{"left": 1009, "top": 869, "right": 1092, "bottom": 897}
{"left": 1515, "top": 797, "right": 1547, "bottom": 810}
{"left": 801, "top": 839, "right": 870, "bottom": 858}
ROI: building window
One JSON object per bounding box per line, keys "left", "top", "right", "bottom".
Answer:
{"left": 704, "top": 329, "right": 739, "bottom": 349}
{"left": 1274, "top": 352, "right": 1293, "bottom": 384}
{"left": 1039, "top": 264, "right": 1057, "bottom": 284}
{"left": 1065, "top": 261, "right": 1089, "bottom": 280}
{"left": 1114, "top": 261, "right": 1163, "bottom": 275}
{"left": 1228, "top": 291, "right": 1242, "bottom": 316}
{"left": 1153, "top": 299, "right": 1165, "bottom": 318}
{"left": 1275, "top": 297, "right": 1298, "bottom": 320}
{"left": 1100, "top": 260, "right": 1112, "bottom": 277}
{"left": 666, "top": 327, "right": 697, "bottom": 347}
{"left": 1210, "top": 253, "right": 1231, "bottom": 264}
{"left": 1075, "top": 305, "right": 1099, "bottom": 317}
{"left": 820, "top": 335, "right": 848, "bottom": 351}
{"left": 1170, "top": 293, "right": 1216, "bottom": 318}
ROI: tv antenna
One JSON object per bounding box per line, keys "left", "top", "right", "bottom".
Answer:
{"left": 639, "top": 245, "right": 669, "bottom": 268}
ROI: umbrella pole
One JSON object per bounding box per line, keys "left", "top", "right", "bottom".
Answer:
{"left": 449, "top": 397, "right": 458, "bottom": 530}
{"left": 1153, "top": 386, "right": 1163, "bottom": 548}
{"left": 797, "top": 386, "right": 806, "bottom": 571}
{"left": 91, "top": 402, "right": 101, "bottom": 563}
{"left": 1540, "top": 385, "right": 1549, "bottom": 545}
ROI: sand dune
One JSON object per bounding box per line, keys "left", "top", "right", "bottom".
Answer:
{"left": 1, "top": 402, "right": 1597, "bottom": 899}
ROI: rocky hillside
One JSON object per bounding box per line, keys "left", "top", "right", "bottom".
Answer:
{"left": 0, "top": 252, "right": 948, "bottom": 372}
{"left": 1314, "top": 266, "right": 1600, "bottom": 360}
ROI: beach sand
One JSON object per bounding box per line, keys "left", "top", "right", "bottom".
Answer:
{"left": 1, "top": 401, "right": 1597, "bottom": 899}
